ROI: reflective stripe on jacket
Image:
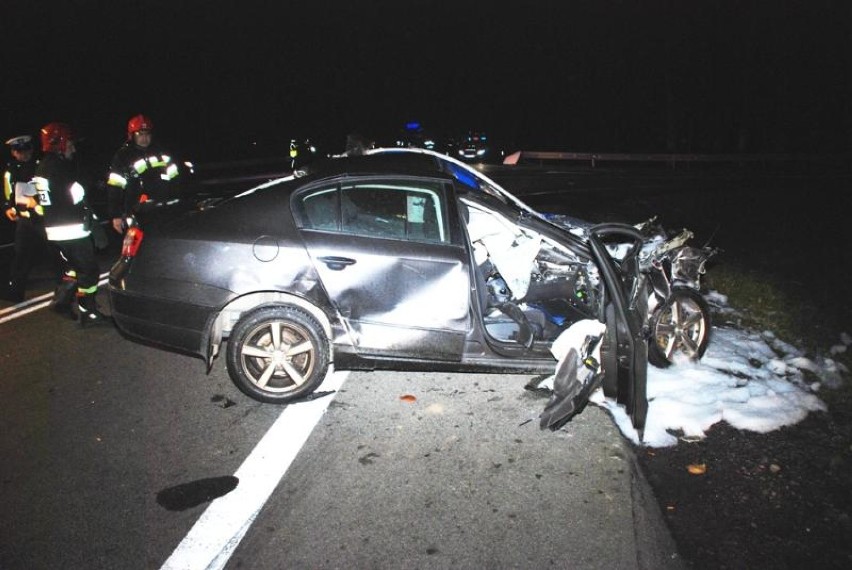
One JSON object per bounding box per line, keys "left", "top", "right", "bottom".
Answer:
{"left": 33, "top": 153, "right": 90, "bottom": 241}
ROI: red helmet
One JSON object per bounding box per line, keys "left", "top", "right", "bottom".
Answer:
{"left": 40, "top": 122, "right": 75, "bottom": 153}
{"left": 127, "top": 114, "right": 154, "bottom": 140}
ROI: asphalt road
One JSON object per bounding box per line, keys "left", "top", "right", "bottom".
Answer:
{"left": 0, "top": 295, "right": 680, "bottom": 569}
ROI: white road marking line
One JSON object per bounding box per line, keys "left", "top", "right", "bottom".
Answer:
{"left": 0, "top": 300, "right": 52, "bottom": 323}
{"left": 0, "top": 274, "right": 109, "bottom": 322}
{"left": 0, "top": 292, "right": 53, "bottom": 316}
{"left": 160, "top": 369, "right": 349, "bottom": 570}
{"left": 4, "top": 271, "right": 345, "bottom": 568}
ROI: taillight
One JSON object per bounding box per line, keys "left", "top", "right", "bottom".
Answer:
{"left": 121, "top": 226, "right": 144, "bottom": 257}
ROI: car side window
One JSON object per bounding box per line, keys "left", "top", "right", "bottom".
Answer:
{"left": 340, "top": 181, "right": 447, "bottom": 243}
{"left": 302, "top": 186, "right": 339, "bottom": 231}
{"left": 298, "top": 180, "right": 448, "bottom": 243}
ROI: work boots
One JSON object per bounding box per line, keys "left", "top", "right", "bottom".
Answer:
{"left": 49, "top": 279, "right": 77, "bottom": 319}
{"left": 77, "top": 293, "right": 112, "bottom": 328}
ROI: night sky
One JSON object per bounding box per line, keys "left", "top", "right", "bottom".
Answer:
{"left": 3, "top": 1, "right": 850, "bottom": 164}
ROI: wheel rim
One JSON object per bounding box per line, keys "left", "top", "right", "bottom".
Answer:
{"left": 238, "top": 319, "right": 316, "bottom": 394}
{"left": 654, "top": 295, "right": 707, "bottom": 362}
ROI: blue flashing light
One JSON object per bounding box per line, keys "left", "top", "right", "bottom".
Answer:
{"left": 405, "top": 121, "right": 421, "bottom": 131}
{"left": 446, "top": 163, "right": 479, "bottom": 190}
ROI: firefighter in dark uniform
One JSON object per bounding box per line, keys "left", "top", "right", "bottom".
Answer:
{"left": 2, "top": 135, "right": 44, "bottom": 302}
{"left": 33, "top": 123, "right": 110, "bottom": 327}
{"left": 106, "top": 114, "right": 180, "bottom": 233}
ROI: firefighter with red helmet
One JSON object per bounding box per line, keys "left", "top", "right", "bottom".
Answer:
{"left": 33, "top": 123, "right": 110, "bottom": 327}
{"left": 106, "top": 114, "right": 180, "bottom": 233}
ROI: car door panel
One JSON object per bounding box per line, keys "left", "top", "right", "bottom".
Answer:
{"left": 300, "top": 231, "right": 470, "bottom": 360}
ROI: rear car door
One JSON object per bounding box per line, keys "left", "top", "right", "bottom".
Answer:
{"left": 294, "top": 178, "right": 470, "bottom": 361}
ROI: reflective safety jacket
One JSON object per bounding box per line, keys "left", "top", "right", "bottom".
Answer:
{"left": 3, "top": 157, "right": 38, "bottom": 218}
{"left": 106, "top": 140, "right": 180, "bottom": 219}
{"left": 33, "top": 153, "right": 91, "bottom": 242}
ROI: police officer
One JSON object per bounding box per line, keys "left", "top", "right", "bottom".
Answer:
{"left": 106, "top": 114, "right": 180, "bottom": 233}
{"left": 289, "top": 138, "right": 299, "bottom": 170}
{"left": 2, "top": 135, "right": 44, "bottom": 302}
{"left": 33, "top": 123, "right": 110, "bottom": 327}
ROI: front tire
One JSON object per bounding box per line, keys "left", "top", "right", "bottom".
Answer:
{"left": 648, "top": 288, "right": 710, "bottom": 368}
{"left": 226, "top": 306, "right": 330, "bottom": 403}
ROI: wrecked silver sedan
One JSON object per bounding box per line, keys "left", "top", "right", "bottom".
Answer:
{"left": 109, "top": 148, "right": 715, "bottom": 437}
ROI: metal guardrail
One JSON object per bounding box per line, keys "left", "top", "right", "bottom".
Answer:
{"left": 502, "top": 150, "right": 852, "bottom": 168}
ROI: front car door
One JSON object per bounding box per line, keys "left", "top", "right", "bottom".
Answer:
{"left": 435, "top": 152, "right": 650, "bottom": 434}
{"left": 294, "top": 177, "right": 470, "bottom": 361}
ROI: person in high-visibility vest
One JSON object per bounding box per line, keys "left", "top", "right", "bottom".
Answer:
{"left": 33, "top": 123, "right": 110, "bottom": 327}
{"left": 2, "top": 135, "right": 44, "bottom": 302}
{"left": 289, "top": 139, "right": 298, "bottom": 169}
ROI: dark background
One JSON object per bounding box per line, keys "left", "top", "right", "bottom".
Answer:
{"left": 2, "top": 0, "right": 851, "bottom": 165}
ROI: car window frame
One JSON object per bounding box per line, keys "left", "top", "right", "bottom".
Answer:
{"left": 292, "top": 176, "right": 453, "bottom": 245}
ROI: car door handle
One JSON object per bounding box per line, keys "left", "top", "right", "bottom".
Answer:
{"left": 318, "top": 256, "right": 356, "bottom": 271}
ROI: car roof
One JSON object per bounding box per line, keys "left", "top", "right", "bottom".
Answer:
{"left": 301, "top": 152, "right": 448, "bottom": 182}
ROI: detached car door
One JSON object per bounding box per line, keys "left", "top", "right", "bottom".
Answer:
{"left": 293, "top": 177, "right": 470, "bottom": 360}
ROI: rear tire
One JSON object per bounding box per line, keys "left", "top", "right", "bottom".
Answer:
{"left": 648, "top": 288, "right": 710, "bottom": 368}
{"left": 226, "top": 305, "right": 330, "bottom": 403}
